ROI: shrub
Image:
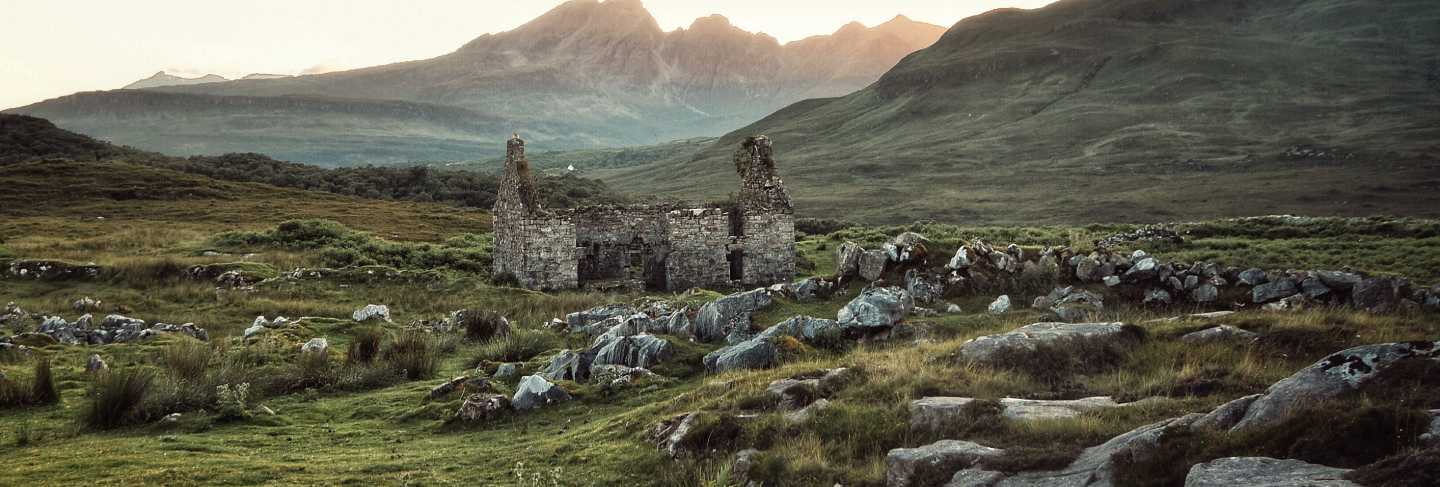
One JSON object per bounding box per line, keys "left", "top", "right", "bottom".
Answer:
{"left": 162, "top": 339, "right": 212, "bottom": 382}
{"left": 1347, "top": 446, "right": 1440, "bottom": 487}
{"left": 334, "top": 363, "right": 403, "bottom": 392}
{"left": 278, "top": 351, "right": 336, "bottom": 393}
{"left": 85, "top": 369, "right": 156, "bottom": 428}
{"left": 346, "top": 326, "right": 385, "bottom": 365}
{"left": 215, "top": 383, "right": 252, "bottom": 421}
{"left": 383, "top": 331, "right": 440, "bottom": 381}
{"left": 30, "top": 358, "right": 57, "bottom": 405}
{"left": 980, "top": 326, "right": 1147, "bottom": 391}
{"left": 459, "top": 310, "right": 511, "bottom": 342}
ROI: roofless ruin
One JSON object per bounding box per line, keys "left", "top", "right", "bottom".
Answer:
{"left": 492, "top": 135, "right": 796, "bottom": 291}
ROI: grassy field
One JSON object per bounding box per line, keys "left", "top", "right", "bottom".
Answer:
{"left": 2, "top": 161, "right": 1438, "bottom": 485}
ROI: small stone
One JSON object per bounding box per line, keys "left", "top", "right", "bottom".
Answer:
{"left": 1103, "top": 275, "right": 1121, "bottom": 287}
{"left": 511, "top": 375, "right": 571, "bottom": 410}
{"left": 300, "top": 337, "right": 328, "bottom": 355}
{"left": 87, "top": 353, "right": 108, "bottom": 373}
{"left": 352, "top": 304, "right": 391, "bottom": 322}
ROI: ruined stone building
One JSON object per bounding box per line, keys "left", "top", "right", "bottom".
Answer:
{"left": 492, "top": 134, "right": 795, "bottom": 291}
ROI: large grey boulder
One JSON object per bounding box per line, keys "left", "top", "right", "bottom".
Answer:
{"left": 788, "top": 277, "right": 833, "bottom": 303}
{"left": 760, "top": 315, "right": 841, "bottom": 344}
{"left": 1315, "top": 270, "right": 1362, "bottom": 290}
{"left": 1238, "top": 268, "right": 1269, "bottom": 286}
{"left": 837, "top": 287, "right": 913, "bottom": 333}
{"left": 541, "top": 349, "right": 592, "bottom": 382}
{"left": 1252, "top": 279, "right": 1299, "bottom": 303}
{"left": 1184, "top": 457, "right": 1357, "bottom": 486}
{"left": 1299, "top": 278, "right": 1332, "bottom": 300}
{"left": 300, "top": 337, "right": 329, "bottom": 355}
{"left": 511, "top": 375, "right": 571, "bottom": 410}
{"left": 38, "top": 316, "right": 79, "bottom": 345}
{"left": 1351, "top": 278, "right": 1403, "bottom": 313}
{"left": 1190, "top": 283, "right": 1220, "bottom": 303}
{"left": 591, "top": 334, "right": 673, "bottom": 370}
{"left": 836, "top": 242, "right": 865, "bottom": 278}
{"left": 352, "top": 304, "right": 391, "bottom": 322}
{"left": 704, "top": 337, "right": 779, "bottom": 373}
{"left": 1124, "top": 257, "right": 1159, "bottom": 282}
{"left": 1218, "top": 341, "right": 1440, "bottom": 433}
{"left": 987, "top": 295, "right": 1011, "bottom": 314}
{"left": 906, "top": 269, "right": 945, "bottom": 305}
{"left": 886, "top": 440, "right": 1005, "bottom": 487}
{"left": 959, "top": 322, "right": 1134, "bottom": 365}
{"left": 948, "top": 247, "right": 973, "bottom": 270}
{"left": 991, "top": 414, "right": 1205, "bottom": 486}
{"left": 694, "top": 288, "right": 773, "bottom": 343}
{"left": 859, "top": 249, "right": 890, "bottom": 282}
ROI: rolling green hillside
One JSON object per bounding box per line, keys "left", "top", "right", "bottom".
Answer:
{"left": 602, "top": 0, "right": 1440, "bottom": 224}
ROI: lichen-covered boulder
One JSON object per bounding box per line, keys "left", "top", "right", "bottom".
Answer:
{"left": 1124, "top": 257, "right": 1160, "bottom": 282}
{"left": 541, "top": 349, "right": 592, "bottom": 382}
{"left": 958, "top": 322, "right": 1136, "bottom": 365}
{"left": 1351, "top": 278, "right": 1404, "bottom": 313}
{"left": 511, "top": 375, "right": 571, "bottom": 410}
{"left": 987, "top": 295, "right": 1011, "bottom": 314}
{"left": 1184, "top": 457, "right": 1357, "bottom": 486}
{"left": 905, "top": 269, "right": 945, "bottom": 305}
{"left": 703, "top": 337, "right": 779, "bottom": 373}
{"left": 837, "top": 286, "right": 913, "bottom": 333}
{"left": 760, "top": 315, "right": 841, "bottom": 344}
{"left": 835, "top": 242, "right": 865, "bottom": 278}
{"left": 1217, "top": 341, "right": 1440, "bottom": 433}
{"left": 1315, "top": 270, "right": 1363, "bottom": 290}
{"left": 859, "top": 249, "right": 890, "bottom": 282}
{"left": 948, "top": 247, "right": 973, "bottom": 270}
{"left": 352, "top": 304, "right": 391, "bottom": 322}
{"left": 1238, "top": 268, "right": 1269, "bottom": 286}
{"left": 300, "top": 337, "right": 328, "bottom": 355}
{"left": 1252, "top": 279, "right": 1299, "bottom": 303}
{"left": 886, "top": 440, "right": 1005, "bottom": 487}
{"left": 564, "top": 303, "right": 638, "bottom": 333}
{"left": 590, "top": 334, "right": 673, "bottom": 370}
{"left": 694, "top": 288, "right": 773, "bottom": 343}
{"left": 1190, "top": 283, "right": 1220, "bottom": 303}
{"left": 788, "top": 277, "right": 833, "bottom": 302}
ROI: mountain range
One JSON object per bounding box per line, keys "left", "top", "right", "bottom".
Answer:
{"left": 7, "top": 0, "right": 944, "bottom": 165}
{"left": 600, "top": 0, "right": 1440, "bottom": 224}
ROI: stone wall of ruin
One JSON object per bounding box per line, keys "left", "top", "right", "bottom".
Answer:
{"left": 493, "top": 214, "right": 579, "bottom": 291}
{"left": 738, "top": 211, "right": 796, "bottom": 287}
{"left": 570, "top": 206, "right": 671, "bottom": 288}
{"left": 663, "top": 208, "right": 733, "bottom": 290}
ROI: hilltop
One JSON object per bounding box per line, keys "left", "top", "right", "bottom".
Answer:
{"left": 602, "top": 0, "right": 1440, "bottom": 224}
{"left": 7, "top": 0, "right": 945, "bottom": 164}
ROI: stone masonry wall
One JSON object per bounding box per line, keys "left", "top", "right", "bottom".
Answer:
{"left": 739, "top": 211, "right": 796, "bottom": 287}
{"left": 664, "top": 208, "right": 732, "bottom": 290}
{"left": 570, "top": 206, "right": 671, "bottom": 287}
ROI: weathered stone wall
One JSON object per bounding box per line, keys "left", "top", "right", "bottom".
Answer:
{"left": 664, "top": 208, "right": 732, "bottom": 290}
{"left": 739, "top": 211, "right": 796, "bottom": 287}
{"left": 493, "top": 134, "right": 795, "bottom": 292}
{"left": 569, "top": 206, "right": 671, "bottom": 288}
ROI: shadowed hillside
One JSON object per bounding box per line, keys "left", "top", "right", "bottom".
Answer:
{"left": 604, "top": 0, "right": 1440, "bottom": 224}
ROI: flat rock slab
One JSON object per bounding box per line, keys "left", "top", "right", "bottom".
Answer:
{"left": 959, "top": 322, "right": 1131, "bottom": 364}
{"left": 886, "top": 440, "right": 1005, "bottom": 487}
{"left": 911, "top": 396, "right": 1131, "bottom": 431}
{"left": 1185, "top": 457, "right": 1357, "bottom": 486}
{"left": 1180, "top": 325, "right": 1259, "bottom": 344}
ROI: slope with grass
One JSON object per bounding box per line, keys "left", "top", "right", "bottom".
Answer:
{"left": 604, "top": 0, "right": 1440, "bottom": 224}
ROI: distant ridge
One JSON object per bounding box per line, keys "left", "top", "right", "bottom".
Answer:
{"left": 122, "top": 71, "right": 229, "bottom": 90}
{"left": 10, "top": 0, "right": 946, "bottom": 164}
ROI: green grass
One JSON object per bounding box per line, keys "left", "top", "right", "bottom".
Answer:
{"left": 3, "top": 161, "right": 1440, "bottom": 485}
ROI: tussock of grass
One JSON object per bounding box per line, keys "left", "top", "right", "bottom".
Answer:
{"left": 85, "top": 369, "right": 156, "bottom": 429}
{"left": 470, "top": 329, "right": 564, "bottom": 365}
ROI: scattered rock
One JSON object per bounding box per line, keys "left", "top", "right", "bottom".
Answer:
{"left": 837, "top": 286, "right": 913, "bottom": 333}
{"left": 86, "top": 353, "right": 108, "bottom": 373}
{"left": 454, "top": 393, "right": 510, "bottom": 422}
{"left": 886, "top": 440, "right": 1004, "bottom": 487}
{"left": 1190, "top": 283, "right": 1219, "bottom": 303}
{"left": 591, "top": 334, "right": 673, "bottom": 370}
{"left": 987, "top": 295, "right": 1011, "bottom": 314}
{"left": 694, "top": 288, "right": 773, "bottom": 343}
{"left": 1351, "top": 278, "right": 1403, "bottom": 313}
{"left": 784, "top": 398, "right": 831, "bottom": 424}
{"left": 492, "top": 363, "right": 520, "bottom": 380}
{"left": 564, "top": 303, "right": 638, "bottom": 333}
{"left": 510, "top": 375, "right": 571, "bottom": 410}
{"left": 72, "top": 297, "right": 101, "bottom": 312}
{"left": 906, "top": 269, "right": 945, "bottom": 305}
{"left": 835, "top": 242, "right": 865, "bottom": 278}
{"left": 1315, "top": 270, "right": 1363, "bottom": 290}
{"left": 1238, "top": 268, "right": 1269, "bottom": 286}
{"left": 947, "top": 247, "right": 973, "bottom": 270}
{"left": 1103, "top": 275, "right": 1121, "bottom": 287}
{"left": 1252, "top": 279, "right": 1299, "bottom": 303}
{"left": 1262, "top": 293, "right": 1311, "bottom": 312}
{"left": 300, "top": 338, "right": 328, "bottom": 355}
{"left": 1184, "top": 457, "right": 1357, "bottom": 486}
{"left": 788, "top": 277, "right": 833, "bottom": 302}
{"left": 859, "top": 249, "right": 889, "bottom": 282}
{"left": 910, "top": 396, "right": 1132, "bottom": 432}
{"left": 428, "top": 376, "right": 469, "bottom": 400}
{"left": 541, "top": 349, "right": 591, "bottom": 382}
{"left": 1180, "top": 325, "right": 1258, "bottom": 344}
{"left": 650, "top": 412, "right": 740, "bottom": 458}
{"left": 1144, "top": 288, "right": 1172, "bottom": 305}
{"left": 704, "top": 336, "right": 778, "bottom": 373}
{"left": 352, "top": 304, "right": 391, "bottom": 322}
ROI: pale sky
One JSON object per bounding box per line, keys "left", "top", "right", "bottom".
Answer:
{"left": 0, "top": 0, "right": 1057, "bottom": 110}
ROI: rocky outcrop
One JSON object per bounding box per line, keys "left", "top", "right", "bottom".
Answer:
{"left": 694, "top": 288, "right": 773, "bottom": 343}
{"left": 886, "top": 440, "right": 1005, "bottom": 487}
{"left": 703, "top": 316, "right": 840, "bottom": 373}
{"left": 649, "top": 412, "right": 741, "bottom": 459}
{"left": 541, "top": 349, "right": 592, "bottom": 382}
{"left": 25, "top": 313, "right": 207, "bottom": 345}
{"left": 1215, "top": 341, "right": 1440, "bottom": 433}
{"left": 910, "top": 396, "right": 1134, "bottom": 432}
{"left": 591, "top": 334, "right": 673, "bottom": 370}
{"left": 1184, "top": 457, "right": 1357, "bottom": 486}
{"left": 6, "top": 260, "right": 101, "bottom": 281}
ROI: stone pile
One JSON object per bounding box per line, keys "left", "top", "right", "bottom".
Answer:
{"left": 19, "top": 313, "right": 208, "bottom": 345}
